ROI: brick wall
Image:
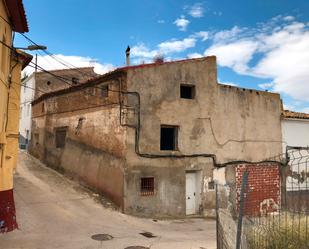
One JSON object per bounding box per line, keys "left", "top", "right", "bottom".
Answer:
{"left": 236, "top": 163, "right": 281, "bottom": 216}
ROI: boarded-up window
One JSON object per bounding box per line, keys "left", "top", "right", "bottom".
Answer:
{"left": 141, "top": 177, "right": 154, "bottom": 196}
{"left": 55, "top": 128, "right": 67, "bottom": 148}
{"left": 101, "top": 85, "right": 108, "bottom": 97}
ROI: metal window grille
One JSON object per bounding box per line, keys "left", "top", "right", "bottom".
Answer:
{"left": 140, "top": 177, "right": 154, "bottom": 196}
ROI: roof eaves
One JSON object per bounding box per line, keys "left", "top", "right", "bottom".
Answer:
{"left": 5, "top": 0, "right": 28, "bottom": 33}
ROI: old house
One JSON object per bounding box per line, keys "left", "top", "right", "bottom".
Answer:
{"left": 19, "top": 67, "right": 98, "bottom": 149}
{"left": 29, "top": 55, "right": 283, "bottom": 218}
{"left": 0, "top": 0, "right": 31, "bottom": 232}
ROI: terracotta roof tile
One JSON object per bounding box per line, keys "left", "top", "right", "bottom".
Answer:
{"left": 282, "top": 110, "right": 309, "bottom": 120}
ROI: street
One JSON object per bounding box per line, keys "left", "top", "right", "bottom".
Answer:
{"left": 0, "top": 151, "right": 216, "bottom": 249}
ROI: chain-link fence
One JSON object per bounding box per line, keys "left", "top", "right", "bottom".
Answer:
{"left": 216, "top": 147, "right": 309, "bottom": 249}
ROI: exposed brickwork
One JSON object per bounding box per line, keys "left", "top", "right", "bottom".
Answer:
{"left": 236, "top": 163, "right": 281, "bottom": 216}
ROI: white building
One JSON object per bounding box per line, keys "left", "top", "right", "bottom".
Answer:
{"left": 282, "top": 110, "right": 309, "bottom": 192}
{"left": 19, "top": 74, "right": 35, "bottom": 149}
{"left": 282, "top": 110, "right": 309, "bottom": 152}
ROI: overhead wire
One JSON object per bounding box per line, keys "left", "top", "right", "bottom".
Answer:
{"left": 13, "top": 30, "right": 286, "bottom": 166}
{"left": 20, "top": 33, "right": 97, "bottom": 78}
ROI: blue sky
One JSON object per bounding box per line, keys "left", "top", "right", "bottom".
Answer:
{"left": 15, "top": 0, "right": 309, "bottom": 112}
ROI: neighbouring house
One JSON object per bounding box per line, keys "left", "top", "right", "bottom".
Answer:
{"left": 281, "top": 110, "right": 309, "bottom": 210}
{"left": 281, "top": 110, "right": 309, "bottom": 151}
{"left": 19, "top": 67, "right": 98, "bottom": 149}
{"left": 0, "top": 0, "right": 31, "bottom": 232}
{"left": 29, "top": 55, "right": 283, "bottom": 218}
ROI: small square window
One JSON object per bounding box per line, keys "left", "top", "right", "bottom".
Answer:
{"left": 101, "top": 85, "right": 108, "bottom": 97}
{"left": 180, "top": 84, "right": 195, "bottom": 99}
{"left": 208, "top": 180, "right": 215, "bottom": 190}
{"left": 72, "top": 77, "right": 79, "bottom": 84}
{"left": 55, "top": 128, "right": 67, "bottom": 148}
{"left": 160, "top": 125, "right": 178, "bottom": 151}
{"left": 141, "top": 177, "right": 154, "bottom": 196}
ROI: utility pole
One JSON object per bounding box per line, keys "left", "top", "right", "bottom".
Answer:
{"left": 35, "top": 54, "right": 37, "bottom": 72}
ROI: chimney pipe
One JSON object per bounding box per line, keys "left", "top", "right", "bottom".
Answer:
{"left": 126, "top": 46, "right": 130, "bottom": 66}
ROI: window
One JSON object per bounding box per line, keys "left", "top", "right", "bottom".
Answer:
{"left": 160, "top": 125, "right": 178, "bottom": 151}
{"left": 180, "top": 84, "right": 195, "bottom": 99}
{"left": 46, "top": 81, "right": 51, "bottom": 86}
{"left": 208, "top": 180, "right": 215, "bottom": 190}
{"left": 140, "top": 177, "right": 154, "bottom": 196}
{"left": 72, "top": 77, "right": 79, "bottom": 84}
{"left": 41, "top": 103, "right": 45, "bottom": 113}
{"left": 55, "top": 128, "right": 67, "bottom": 148}
{"left": 101, "top": 85, "right": 108, "bottom": 97}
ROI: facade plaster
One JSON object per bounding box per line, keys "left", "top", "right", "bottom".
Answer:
{"left": 30, "top": 56, "right": 283, "bottom": 218}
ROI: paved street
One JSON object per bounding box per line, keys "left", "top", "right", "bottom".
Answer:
{"left": 0, "top": 151, "right": 216, "bottom": 249}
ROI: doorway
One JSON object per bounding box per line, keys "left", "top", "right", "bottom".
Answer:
{"left": 186, "top": 171, "right": 201, "bottom": 215}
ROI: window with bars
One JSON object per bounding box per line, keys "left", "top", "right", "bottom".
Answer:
{"left": 140, "top": 177, "right": 155, "bottom": 196}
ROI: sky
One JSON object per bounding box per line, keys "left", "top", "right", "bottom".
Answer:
{"left": 15, "top": 0, "right": 309, "bottom": 113}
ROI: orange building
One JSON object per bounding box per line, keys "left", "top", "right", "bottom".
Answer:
{"left": 0, "top": 0, "right": 31, "bottom": 232}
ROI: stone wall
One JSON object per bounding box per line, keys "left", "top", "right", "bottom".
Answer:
{"left": 30, "top": 79, "right": 127, "bottom": 208}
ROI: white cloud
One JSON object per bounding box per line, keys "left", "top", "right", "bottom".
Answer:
{"left": 194, "top": 31, "right": 209, "bottom": 41}
{"left": 157, "top": 20, "right": 165, "bottom": 24}
{"left": 204, "top": 40, "right": 258, "bottom": 74}
{"left": 23, "top": 54, "right": 114, "bottom": 76}
{"left": 158, "top": 38, "right": 196, "bottom": 54}
{"left": 187, "top": 3, "right": 204, "bottom": 18}
{"left": 203, "top": 16, "right": 309, "bottom": 103}
{"left": 187, "top": 52, "right": 203, "bottom": 59}
{"left": 283, "top": 16, "right": 295, "bottom": 21}
{"left": 174, "top": 16, "right": 190, "bottom": 31}
{"left": 213, "top": 26, "right": 245, "bottom": 43}
{"left": 131, "top": 44, "right": 159, "bottom": 58}
{"left": 258, "top": 82, "right": 275, "bottom": 90}
{"left": 131, "top": 38, "right": 197, "bottom": 62}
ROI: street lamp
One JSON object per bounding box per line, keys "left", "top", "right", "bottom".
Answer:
{"left": 14, "top": 44, "right": 47, "bottom": 72}
{"left": 14, "top": 45, "right": 47, "bottom": 51}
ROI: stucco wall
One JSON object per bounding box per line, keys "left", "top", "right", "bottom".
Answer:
{"left": 122, "top": 56, "right": 282, "bottom": 217}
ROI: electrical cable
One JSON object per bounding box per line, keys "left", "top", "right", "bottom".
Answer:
{"left": 12, "top": 29, "right": 286, "bottom": 167}
{"left": 20, "top": 33, "right": 97, "bottom": 78}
